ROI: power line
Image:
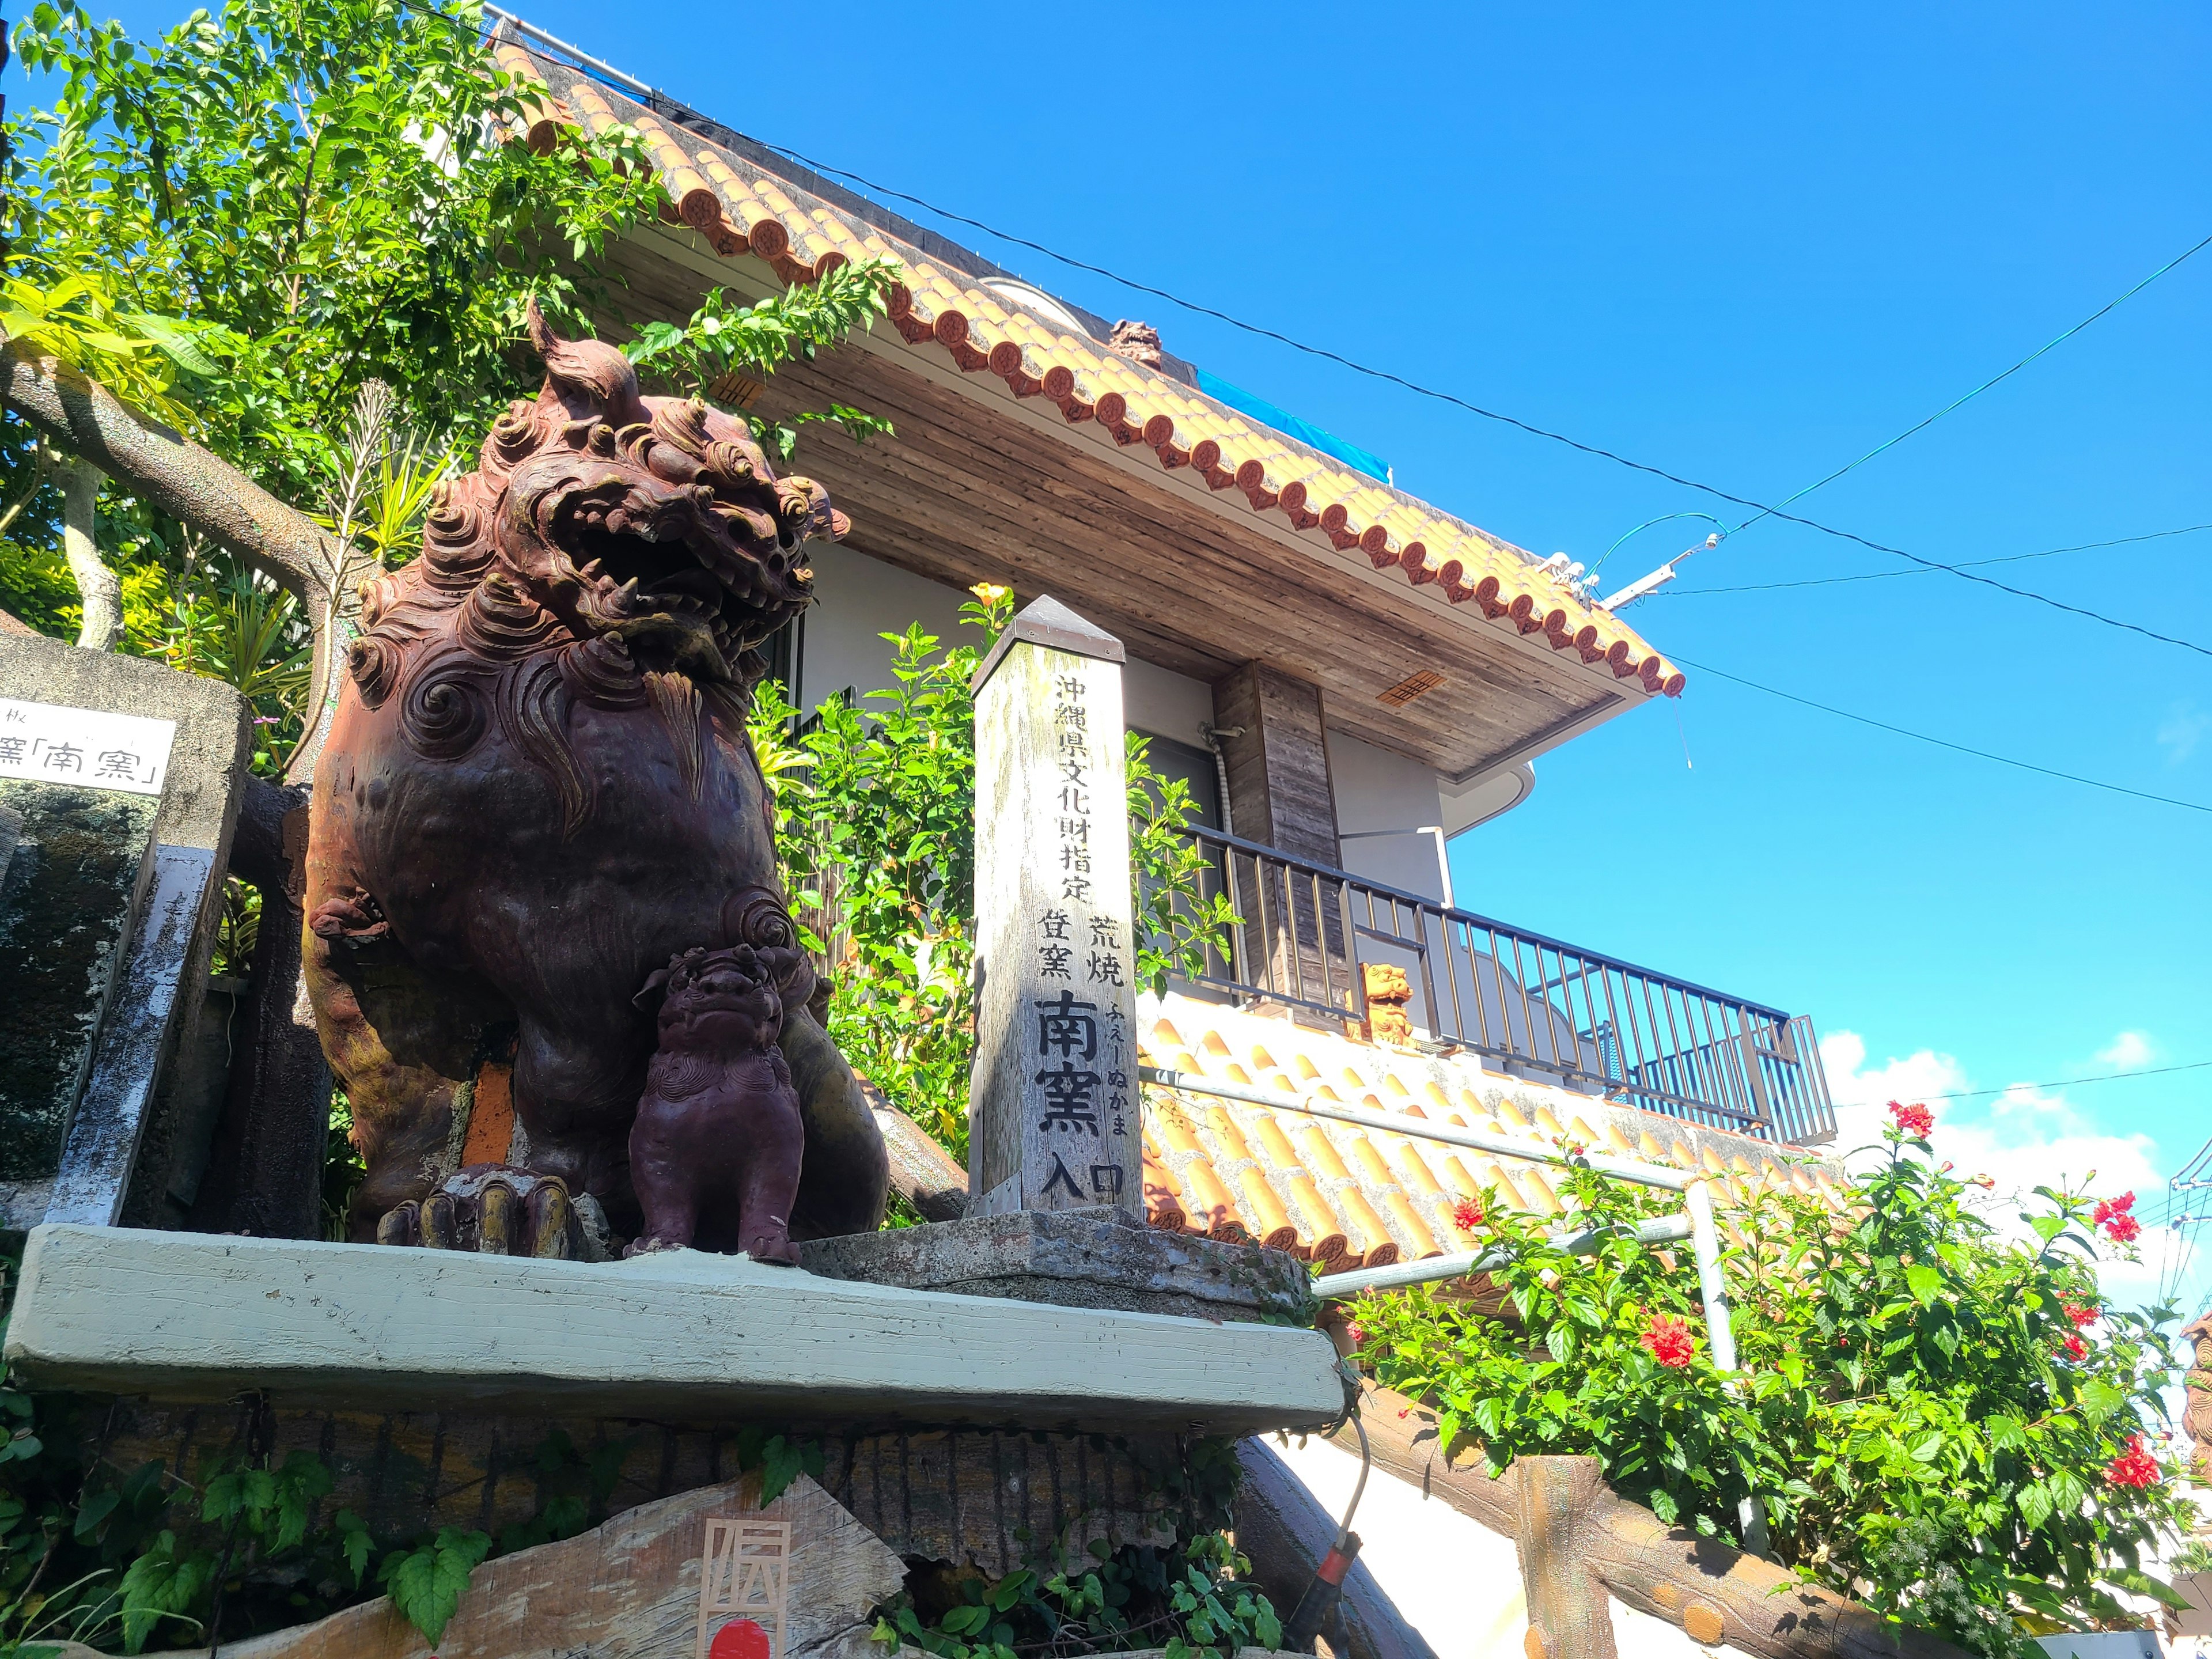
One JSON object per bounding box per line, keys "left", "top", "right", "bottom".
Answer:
{"left": 1896, "top": 1059, "right": 2212, "bottom": 1102}
{"left": 1658, "top": 522, "right": 2212, "bottom": 598}
{"left": 1669, "top": 653, "right": 2212, "bottom": 816}
{"left": 1731, "top": 232, "right": 2212, "bottom": 532}
{"left": 737, "top": 135, "right": 2212, "bottom": 657}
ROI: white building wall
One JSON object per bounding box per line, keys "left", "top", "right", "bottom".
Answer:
{"left": 1124, "top": 657, "right": 1215, "bottom": 751}
{"left": 1327, "top": 729, "right": 1448, "bottom": 900}
{"left": 1271, "top": 1433, "right": 1730, "bottom": 1659}
{"left": 797, "top": 547, "right": 1219, "bottom": 755}
{"left": 796, "top": 542, "right": 972, "bottom": 711}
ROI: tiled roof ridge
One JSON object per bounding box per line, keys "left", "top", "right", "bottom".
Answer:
{"left": 491, "top": 40, "right": 1687, "bottom": 699}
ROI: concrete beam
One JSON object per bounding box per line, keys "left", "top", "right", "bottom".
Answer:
{"left": 6, "top": 1225, "right": 1346, "bottom": 1437}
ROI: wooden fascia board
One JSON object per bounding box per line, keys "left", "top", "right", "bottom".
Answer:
{"left": 624, "top": 222, "right": 1656, "bottom": 728}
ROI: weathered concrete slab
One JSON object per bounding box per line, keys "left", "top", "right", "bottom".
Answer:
{"left": 7, "top": 1225, "right": 1345, "bottom": 1435}
{"left": 799, "top": 1206, "right": 1312, "bottom": 1323}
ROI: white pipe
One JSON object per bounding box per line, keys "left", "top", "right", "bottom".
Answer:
{"left": 1686, "top": 1179, "right": 1770, "bottom": 1558}
{"left": 1313, "top": 1214, "right": 1692, "bottom": 1300}
{"left": 1139, "top": 1066, "right": 1691, "bottom": 1191}
{"left": 1684, "top": 1179, "right": 1736, "bottom": 1371}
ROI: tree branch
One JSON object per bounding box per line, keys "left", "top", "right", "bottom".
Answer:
{"left": 1, "top": 343, "right": 335, "bottom": 609}
{"left": 2, "top": 341, "right": 344, "bottom": 768}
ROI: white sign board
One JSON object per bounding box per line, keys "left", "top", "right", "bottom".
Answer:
{"left": 0, "top": 699, "right": 176, "bottom": 797}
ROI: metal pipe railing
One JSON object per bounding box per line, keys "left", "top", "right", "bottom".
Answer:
{"left": 1310, "top": 1214, "right": 1694, "bottom": 1299}
{"left": 1156, "top": 824, "right": 1837, "bottom": 1147}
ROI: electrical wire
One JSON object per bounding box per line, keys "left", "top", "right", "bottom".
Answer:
{"left": 443, "top": 9, "right": 2212, "bottom": 658}
{"left": 1729, "top": 231, "right": 2212, "bottom": 533}
{"left": 1668, "top": 653, "right": 2212, "bottom": 816}
{"left": 1656, "top": 522, "right": 2212, "bottom": 598}
{"left": 1904, "top": 1059, "right": 2212, "bottom": 1101}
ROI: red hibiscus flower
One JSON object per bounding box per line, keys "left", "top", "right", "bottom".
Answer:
{"left": 2062, "top": 1331, "right": 2089, "bottom": 1362}
{"left": 1888, "top": 1100, "right": 1935, "bottom": 1139}
{"left": 1452, "top": 1197, "right": 1484, "bottom": 1232}
{"left": 2106, "top": 1434, "right": 2161, "bottom": 1490}
{"left": 2059, "top": 1296, "right": 2099, "bottom": 1330}
{"left": 2093, "top": 1192, "right": 2141, "bottom": 1244}
{"left": 1346, "top": 1323, "right": 1367, "bottom": 1346}
{"left": 1641, "top": 1312, "right": 1696, "bottom": 1369}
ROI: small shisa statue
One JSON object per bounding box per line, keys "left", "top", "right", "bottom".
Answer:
{"left": 628, "top": 944, "right": 805, "bottom": 1263}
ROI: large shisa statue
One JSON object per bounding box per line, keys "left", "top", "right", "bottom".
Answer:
{"left": 302, "top": 306, "right": 887, "bottom": 1259}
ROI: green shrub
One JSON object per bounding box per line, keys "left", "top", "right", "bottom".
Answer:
{"left": 1346, "top": 1109, "right": 2194, "bottom": 1655}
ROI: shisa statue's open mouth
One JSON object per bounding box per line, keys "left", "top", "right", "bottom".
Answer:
{"left": 490, "top": 310, "right": 839, "bottom": 688}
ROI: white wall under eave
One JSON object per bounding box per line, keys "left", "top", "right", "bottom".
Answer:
{"left": 1124, "top": 657, "right": 1215, "bottom": 752}
{"left": 797, "top": 541, "right": 972, "bottom": 712}
{"left": 798, "top": 546, "right": 1219, "bottom": 752}
{"left": 1328, "top": 729, "right": 1449, "bottom": 900}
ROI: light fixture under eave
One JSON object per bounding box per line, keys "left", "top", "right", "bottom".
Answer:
{"left": 1595, "top": 533, "right": 1721, "bottom": 612}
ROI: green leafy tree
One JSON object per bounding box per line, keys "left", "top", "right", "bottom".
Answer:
{"left": 1346, "top": 1109, "right": 2195, "bottom": 1656}
{"left": 7, "top": 0, "right": 661, "bottom": 489}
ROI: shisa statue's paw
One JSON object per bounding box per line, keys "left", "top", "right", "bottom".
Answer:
{"left": 744, "top": 1228, "right": 800, "bottom": 1267}
{"left": 373, "top": 1165, "right": 596, "bottom": 1259}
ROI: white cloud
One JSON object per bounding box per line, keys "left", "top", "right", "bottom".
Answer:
{"left": 2097, "top": 1030, "right": 2156, "bottom": 1069}
{"left": 1820, "top": 1029, "right": 2189, "bottom": 1310}
{"left": 2157, "top": 702, "right": 2212, "bottom": 766}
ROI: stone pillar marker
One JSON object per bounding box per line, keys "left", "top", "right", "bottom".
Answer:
{"left": 968, "top": 596, "right": 1141, "bottom": 1219}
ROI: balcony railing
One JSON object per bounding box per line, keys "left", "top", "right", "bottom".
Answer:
{"left": 1161, "top": 825, "right": 1836, "bottom": 1147}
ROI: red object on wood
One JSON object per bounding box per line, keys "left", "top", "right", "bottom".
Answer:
{"left": 711, "top": 1618, "right": 773, "bottom": 1659}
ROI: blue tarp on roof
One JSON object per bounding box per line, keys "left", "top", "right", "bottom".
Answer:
{"left": 1194, "top": 368, "right": 1391, "bottom": 484}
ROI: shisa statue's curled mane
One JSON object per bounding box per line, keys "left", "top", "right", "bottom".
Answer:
{"left": 303, "top": 304, "right": 886, "bottom": 1256}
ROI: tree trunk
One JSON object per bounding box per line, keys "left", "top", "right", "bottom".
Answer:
{"left": 60, "top": 458, "right": 122, "bottom": 652}
{"left": 1515, "top": 1457, "right": 1616, "bottom": 1659}
{"left": 188, "top": 776, "right": 332, "bottom": 1239}
{"left": 2, "top": 343, "right": 342, "bottom": 768}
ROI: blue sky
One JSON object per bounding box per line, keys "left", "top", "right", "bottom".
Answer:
{"left": 17, "top": 2, "right": 2209, "bottom": 1297}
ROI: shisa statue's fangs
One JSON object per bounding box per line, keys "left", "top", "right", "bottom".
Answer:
{"left": 303, "top": 304, "right": 887, "bottom": 1256}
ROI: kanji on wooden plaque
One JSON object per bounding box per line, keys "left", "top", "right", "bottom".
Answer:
{"left": 698, "top": 1517, "right": 791, "bottom": 1659}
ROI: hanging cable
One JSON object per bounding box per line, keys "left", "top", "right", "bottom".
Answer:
{"left": 1671, "top": 654, "right": 2212, "bottom": 816}
{"left": 1904, "top": 1059, "right": 2212, "bottom": 1101}
{"left": 1656, "top": 522, "right": 2212, "bottom": 597}
{"left": 1729, "top": 231, "right": 2212, "bottom": 534}
{"left": 737, "top": 131, "right": 2212, "bottom": 654}
{"left": 436, "top": 7, "right": 2212, "bottom": 658}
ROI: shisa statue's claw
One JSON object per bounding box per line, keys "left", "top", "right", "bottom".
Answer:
{"left": 372, "top": 1165, "right": 596, "bottom": 1260}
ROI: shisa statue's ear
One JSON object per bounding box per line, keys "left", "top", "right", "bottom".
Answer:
{"left": 524, "top": 297, "right": 648, "bottom": 425}
{"left": 632, "top": 964, "right": 675, "bottom": 1013}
